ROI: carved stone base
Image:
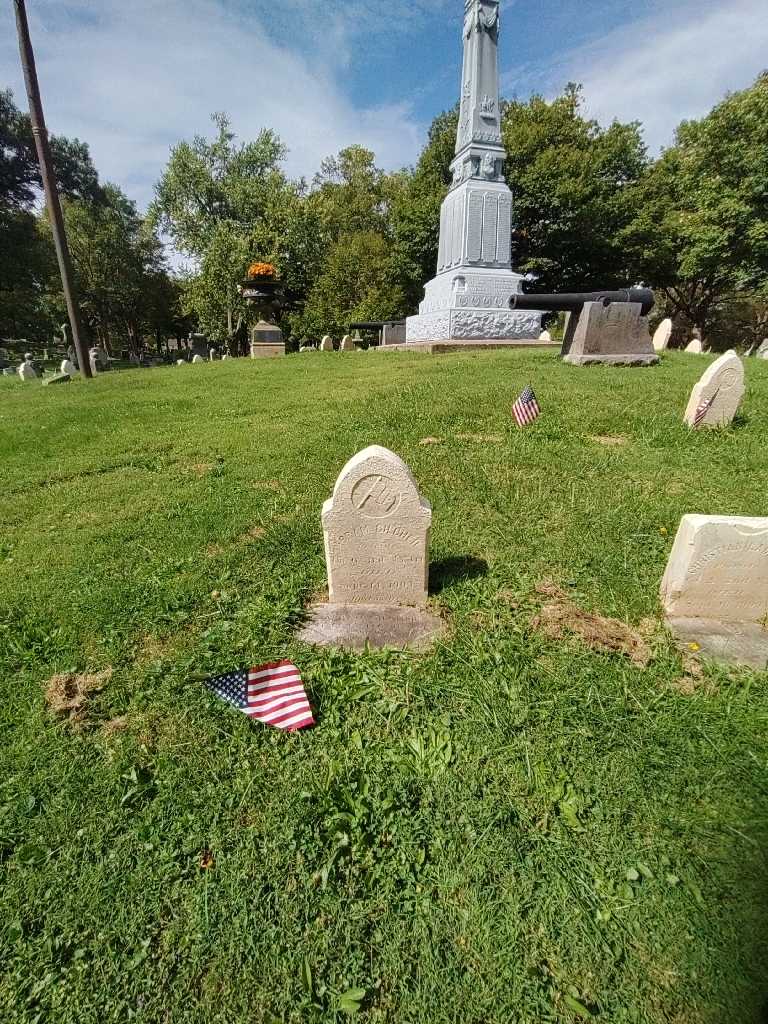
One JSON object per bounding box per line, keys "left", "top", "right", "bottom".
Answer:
{"left": 666, "top": 617, "right": 768, "bottom": 670}
{"left": 564, "top": 353, "right": 659, "bottom": 366}
{"left": 298, "top": 604, "right": 447, "bottom": 652}
{"left": 406, "top": 266, "right": 542, "bottom": 343}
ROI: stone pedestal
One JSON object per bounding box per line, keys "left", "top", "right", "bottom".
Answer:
{"left": 250, "top": 321, "right": 285, "bottom": 358}
{"left": 562, "top": 302, "right": 659, "bottom": 366}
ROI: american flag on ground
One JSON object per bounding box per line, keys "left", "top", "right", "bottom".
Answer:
{"left": 204, "top": 661, "right": 315, "bottom": 732}
{"left": 513, "top": 385, "right": 541, "bottom": 428}
{"left": 693, "top": 388, "right": 720, "bottom": 429}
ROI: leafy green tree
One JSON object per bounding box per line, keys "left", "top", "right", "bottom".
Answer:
{"left": 503, "top": 85, "right": 648, "bottom": 291}
{"left": 41, "top": 184, "right": 168, "bottom": 352}
{"left": 151, "top": 113, "right": 299, "bottom": 341}
{"left": 623, "top": 72, "right": 768, "bottom": 342}
{"left": 296, "top": 231, "right": 406, "bottom": 338}
{"left": 0, "top": 88, "right": 102, "bottom": 341}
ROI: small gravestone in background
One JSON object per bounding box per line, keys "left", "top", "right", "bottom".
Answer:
{"left": 538, "top": 329, "right": 552, "bottom": 342}
{"left": 653, "top": 318, "right": 673, "bottom": 351}
{"left": 683, "top": 350, "right": 745, "bottom": 429}
{"left": 18, "top": 354, "right": 37, "bottom": 381}
{"left": 320, "top": 336, "right": 334, "bottom": 352}
{"left": 192, "top": 354, "right": 205, "bottom": 364}
{"left": 685, "top": 337, "right": 703, "bottom": 354}
{"left": 563, "top": 302, "right": 658, "bottom": 366}
{"left": 43, "top": 373, "right": 71, "bottom": 386}
{"left": 661, "top": 515, "right": 768, "bottom": 668}
{"left": 299, "top": 446, "right": 445, "bottom": 651}
{"left": 757, "top": 339, "right": 768, "bottom": 356}
{"left": 340, "top": 335, "right": 355, "bottom": 352}
{"left": 61, "top": 358, "right": 76, "bottom": 376}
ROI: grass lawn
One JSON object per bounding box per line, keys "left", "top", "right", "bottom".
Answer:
{"left": 1, "top": 349, "right": 768, "bottom": 1024}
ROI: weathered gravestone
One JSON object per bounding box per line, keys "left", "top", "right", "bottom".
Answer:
{"left": 340, "top": 335, "right": 355, "bottom": 352}
{"left": 661, "top": 515, "right": 768, "bottom": 669}
{"left": 685, "top": 337, "right": 703, "bottom": 354}
{"left": 757, "top": 339, "right": 768, "bottom": 357}
{"left": 298, "top": 446, "right": 445, "bottom": 650}
{"left": 320, "top": 336, "right": 334, "bottom": 352}
{"left": 43, "top": 373, "right": 71, "bottom": 386}
{"left": 683, "top": 350, "right": 745, "bottom": 429}
{"left": 538, "top": 329, "right": 552, "bottom": 343}
{"left": 61, "top": 358, "right": 76, "bottom": 376}
{"left": 653, "top": 318, "right": 673, "bottom": 352}
{"left": 192, "top": 354, "right": 205, "bottom": 364}
{"left": 18, "top": 355, "right": 37, "bottom": 381}
{"left": 563, "top": 302, "right": 658, "bottom": 366}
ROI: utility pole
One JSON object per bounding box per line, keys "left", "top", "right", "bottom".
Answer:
{"left": 13, "top": 0, "right": 92, "bottom": 378}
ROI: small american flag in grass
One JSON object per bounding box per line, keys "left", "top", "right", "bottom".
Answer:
{"left": 693, "top": 388, "right": 720, "bottom": 429}
{"left": 513, "top": 385, "right": 541, "bottom": 428}
{"left": 204, "top": 661, "right": 315, "bottom": 732}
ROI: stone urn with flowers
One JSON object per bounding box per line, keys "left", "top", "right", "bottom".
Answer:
{"left": 239, "top": 262, "right": 286, "bottom": 358}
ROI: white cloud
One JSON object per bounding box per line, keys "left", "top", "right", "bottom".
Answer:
{"left": 535, "top": 0, "right": 768, "bottom": 152}
{"left": 0, "top": 0, "right": 425, "bottom": 212}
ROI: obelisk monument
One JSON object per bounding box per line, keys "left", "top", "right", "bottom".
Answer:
{"left": 406, "top": 0, "right": 541, "bottom": 344}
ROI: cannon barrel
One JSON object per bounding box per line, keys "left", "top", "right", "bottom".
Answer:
{"left": 510, "top": 288, "right": 655, "bottom": 317}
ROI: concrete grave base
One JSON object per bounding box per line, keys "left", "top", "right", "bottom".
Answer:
{"left": 298, "top": 603, "right": 447, "bottom": 652}
{"left": 666, "top": 617, "right": 768, "bottom": 671}
{"left": 43, "top": 373, "right": 71, "bottom": 386}
{"left": 563, "top": 353, "right": 659, "bottom": 366}
{"left": 381, "top": 339, "right": 557, "bottom": 355}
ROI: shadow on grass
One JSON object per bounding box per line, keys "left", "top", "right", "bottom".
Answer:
{"left": 429, "top": 555, "right": 488, "bottom": 595}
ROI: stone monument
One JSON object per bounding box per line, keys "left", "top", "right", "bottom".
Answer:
{"left": 562, "top": 302, "right": 659, "bottom": 366}
{"left": 653, "top": 318, "right": 673, "bottom": 351}
{"left": 250, "top": 321, "right": 285, "bottom": 358}
{"left": 405, "top": 0, "right": 541, "bottom": 345}
{"left": 683, "top": 350, "right": 745, "bottom": 429}
{"left": 320, "top": 336, "right": 334, "bottom": 352}
{"left": 60, "top": 358, "right": 76, "bottom": 376}
{"left": 685, "top": 337, "right": 703, "bottom": 354}
{"left": 340, "top": 335, "right": 355, "bottom": 352}
{"left": 298, "top": 446, "right": 445, "bottom": 650}
{"left": 661, "top": 515, "right": 768, "bottom": 668}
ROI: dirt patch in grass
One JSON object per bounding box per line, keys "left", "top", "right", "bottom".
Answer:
{"left": 532, "top": 581, "right": 651, "bottom": 667}
{"left": 205, "top": 543, "right": 225, "bottom": 558}
{"left": 420, "top": 437, "right": 443, "bottom": 446}
{"left": 102, "top": 716, "right": 129, "bottom": 736}
{"left": 186, "top": 462, "right": 216, "bottom": 478}
{"left": 590, "top": 435, "right": 628, "bottom": 447}
{"left": 457, "top": 433, "right": 504, "bottom": 444}
{"left": 669, "top": 652, "right": 706, "bottom": 695}
{"left": 253, "top": 479, "right": 283, "bottom": 492}
{"left": 246, "top": 526, "right": 267, "bottom": 540}
{"left": 45, "top": 667, "right": 112, "bottom": 723}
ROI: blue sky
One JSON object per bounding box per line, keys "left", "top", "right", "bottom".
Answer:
{"left": 1, "top": 0, "right": 766, "bottom": 214}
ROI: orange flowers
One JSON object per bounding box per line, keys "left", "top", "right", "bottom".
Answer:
{"left": 247, "top": 262, "right": 276, "bottom": 280}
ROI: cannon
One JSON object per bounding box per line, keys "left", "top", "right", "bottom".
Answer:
{"left": 510, "top": 287, "right": 655, "bottom": 318}
{"left": 510, "top": 287, "right": 659, "bottom": 366}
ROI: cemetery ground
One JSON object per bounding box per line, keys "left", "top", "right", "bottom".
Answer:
{"left": 1, "top": 350, "right": 768, "bottom": 1024}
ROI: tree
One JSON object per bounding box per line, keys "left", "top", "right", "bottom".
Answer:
{"left": 503, "top": 85, "right": 648, "bottom": 291}
{"left": 623, "top": 72, "right": 768, "bottom": 343}
{"left": 41, "top": 184, "right": 170, "bottom": 353}
{"left": 151, "top": 113, "right": 298, "bottom": 342}
{"left": 0, "top": 88, "right": 102, "bottom": 342}
{"left": 296, "top": 231, "right": 407, "bottom": 338}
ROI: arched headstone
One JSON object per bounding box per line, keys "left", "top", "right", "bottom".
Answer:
{"left": 683, "top": 350, "right": 744, "bottom": 429}
{"left": 61, "top": 359, "right": 76, "bottom": 376}
{"left": 685, "top": 338, "right": 703, "bottom": 354}
{"left": 322, "top": 446, "right": 431, "bottom": 607}
{"left": 192, "top": 354, "right": 205, "bottom": 364}
{"left": 653, "top": 318, "right": 673, "bottom": 352}
{"left": 538, "top": 329, "right": 552, "bottom": 343}
{"left": 340, "top": 335, "right": 355, "bottom": 352}
{"left": 320, "top": 336, "right": 334, "bottom": 352}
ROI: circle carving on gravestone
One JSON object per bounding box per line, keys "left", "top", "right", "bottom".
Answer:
{"left": 351, "top": 474, "right": 402, "bottom": 519}
{"left": 719, "top": 369, "right": 739, "bottom": 389}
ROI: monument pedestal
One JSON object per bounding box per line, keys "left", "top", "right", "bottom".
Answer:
{"left": 250, "top": 321, "right": 285, "bottom": 358}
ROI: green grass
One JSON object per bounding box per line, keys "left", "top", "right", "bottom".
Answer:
{"left": 1, "top": 350, "right": 767, "bottom": 1024}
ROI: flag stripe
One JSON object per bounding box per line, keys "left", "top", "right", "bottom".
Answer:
{"left": 249, "top": 663, "right": 298, "bottom": 681}
{"left": 255, "top": 700, "right": 313, "bottom": 723}
{"left": 248, "top": 674, "right": 302, "bottom": 692}
{"left": 204, "top": 661, "right": 315, "bottom": 732}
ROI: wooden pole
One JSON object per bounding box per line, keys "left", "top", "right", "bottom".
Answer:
{"left": 13, "top": 0, "right": 92, "bottom": 378}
